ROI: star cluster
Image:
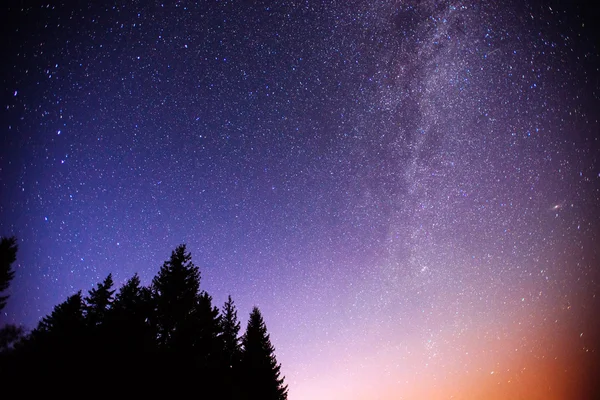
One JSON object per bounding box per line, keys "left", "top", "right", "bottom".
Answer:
{"left": 1, "top": 1, "right": 598, "bottom": 398}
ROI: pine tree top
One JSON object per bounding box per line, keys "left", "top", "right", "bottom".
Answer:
{"left": 241, "top": 306, "right": 288, "bottom": 400}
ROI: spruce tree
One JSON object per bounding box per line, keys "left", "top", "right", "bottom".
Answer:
{"left": 26, "top": 291, "right": 87, "bottom": 377}
{"left": 84, "top": 273, "right": 115, "bottom": 327}
{"left": 111, "top": 273, "right": 153, "bottom": 349}
{"left": 83, "top": 273, "right": 116, "bottom": 360}
{"left": 35, "top": 291, "right": 86, "bottom": 338}
{"left": 151, "top": 244, "right": 201, "bottom": 350}
{"left": 108, "top": 273, "right": 155, "bottom": 377}
{"left": 192, "top": 291, "right": 223, "bottom": 368}
{"left": 221, "top": 295, "right": 241, "bottom": 368}
{"left": 221, "top": 295, "right": 242, "bottom": 400}
{"left": 0, "top": 236, "right": 18, "bottom": 312}
{"left": 0, "top": 243, "right": 292, "bottom": 396}
{"left": 241, "top": 307, "right": 288, "bottom": 400}
{"left": 113, "top": 273, "right": 144, "bottom": 316}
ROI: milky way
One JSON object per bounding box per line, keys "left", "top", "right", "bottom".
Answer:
{"left": 1, "top": 1, "right": 598, "bottom": 398}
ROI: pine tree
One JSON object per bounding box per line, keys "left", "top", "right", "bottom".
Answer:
{"left": 221, "top": 295, "right": 242, "bottom": 368}
{"left": 241, "top": 307, "right": 288, "bottom": 400}
{"left": 111, "top": 274, "right": 153, "bottom": 348}
{"left": 107, "top": 273, "right": 155, "bottom": 378}
{"left": 35, "top": 291, "right": 86, "bottom": 342}
{"left": 112, "top": 273, "right": 153, "bottom": 342}
{"left": 0, "top": 236, "right": 18, "bottom": 312}
{"left": 84, "top": 273, "right": 115, "bottom": 327}
{"left": 192, "top": 291, "right": 223, "bottom": 368}
{"left": 113, "top": 273, "right": 144, "bottom": 315}
{"left": 151, "top": 244, "right": 201, "bottom": 350}
{"left": 27, "top": 291, "right": 87, "bottom": 376}
{"left": 0, "top": 242, "right": 293, "bottom": 396}
{"left": 221, "top": 295, "right": 242, "bottom": 400}
{"left": 82, "top": 273, "right": 116, "bottom": 361}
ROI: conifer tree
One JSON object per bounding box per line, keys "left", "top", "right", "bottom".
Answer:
{"left": 192, "top": 291, "right": 223, "bottom": 367}
{"left": 151, "top": 244, "right": 201, "bottom": 350}
{"left": 221, "top": 295, "right": 242, "bottom": 368}
{"left": 241, "top": 307, "right": 288, "bottom": 400}
{"left": 0, "top": 243, "right": 291, "bottom": 396}
{"left": 0, "top": 236, "right": 18, "bottom": 312}
{"left": 27, "top": 291, "right": 87, "bottom": 373}
{"left": 112, "top": 273, "right": 153, "bottom": 345}
{"left": 84, "top": 273, "right": 115, "bottom": 327}
{"left": 82, "top": 273, "right": 116, "bottom": 359}
{"left": 35, "top": 291, "right": 86, "bottom": 340}
{"left": 113, "top": 273, "right": 144, "bottom": 314}
{"left": 0, "top": 237, "right": 22, "bottom": 356}
{"left": 108, "top": 273, "right": 155, "bottom": 376}
{"left": 221, "top": 295, "right": 242, "bottom": 400}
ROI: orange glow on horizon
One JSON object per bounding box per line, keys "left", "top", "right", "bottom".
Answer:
{"left": 286, "top": 310, "right": 600, "bottom": 400}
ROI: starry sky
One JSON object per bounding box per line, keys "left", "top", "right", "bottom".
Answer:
{"left": 1, "top": 0, "right": 599, "bottom": 398}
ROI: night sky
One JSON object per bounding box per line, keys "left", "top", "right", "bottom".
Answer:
{"left": 1, "top": 0, "right": 599, "bottom": 398}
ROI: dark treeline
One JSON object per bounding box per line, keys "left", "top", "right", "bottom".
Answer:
{"left": 0, "top": 239, "right": 287, "bottom": 399}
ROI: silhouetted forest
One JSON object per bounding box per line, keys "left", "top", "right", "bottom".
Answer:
{"left": 0, "top": 238, "right": 287, "bottom": 399}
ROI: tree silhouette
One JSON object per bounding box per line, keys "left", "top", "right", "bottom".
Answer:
{"left": 0, "top": 244, "right": 290, "bottom": 396}
{"left": 114, "top": 273, "right": 144, "bottom": 313}
{"left": 84, "top": 273, "right": 116, "bottom": 358}
{"left": 0, "top": 236, "right": 18, "bottom": 312}
{"left": 85, "top": 273, "right": 115, "bottom": 327}
{"left": 0, "top": 236, "right": 25, "bottom": 379}
{"left": 151, "top": 244, "right": 201, "bottom": 350}
{"left": 110, "top": 273, "right": 154, "bottom": 353}
{"left": 33, "top": 291, "right": 86, "bottom": 347}
{"left": 93, "top": 273, "right": 155, "bottom": 381}
{"left": 241, "top": 307, "right": 288, "bottom": 400}
{"left": 222, "top": 295, "right": 242, "bottom": 368}
{"left": 192, "top": 291, "right": 223, "bottom": 366}
{"left": 0, "top": 324, "right": 24, "bottom": 352}
{"left": 221, "top": 295, "right": 243, "bottom": 399}
{"left": 0, "top": 237, "right": 23, "bottom": 354}
{"left": 22, "top": 291, "right": 87, "bottom": 379}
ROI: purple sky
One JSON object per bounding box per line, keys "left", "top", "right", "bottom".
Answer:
{"left": 1, "top": 1, "right": 599, "bottom": 398}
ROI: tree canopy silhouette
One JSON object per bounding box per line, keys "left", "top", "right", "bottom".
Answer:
{"left": 221, "top": 295, "right": 243, "bottom": 400}
{"left": 84, "top": 273, "right": 115, "bottom": 327}
{"left": 0, "top": 236, "right": 24, "bottom": 354}
{"left": 110, "top": 273, "right": 154, "bottom": 354}
{"left": 0, "top": 243, "right": 289, "bottom": 397}
{"left": 151, "top": 244, "right": 201, "bottom": 350}
{"left": 0, "top": 236, "right": 18, "bottom": 313}
{"left": 241, "top": 306, "right": 289, "bottom": 400}
{"left": 222, "top": 295, "right": 242, "bottom": 368}
{"left": 33, "top": 291, "right": 86, "bottom": 348}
